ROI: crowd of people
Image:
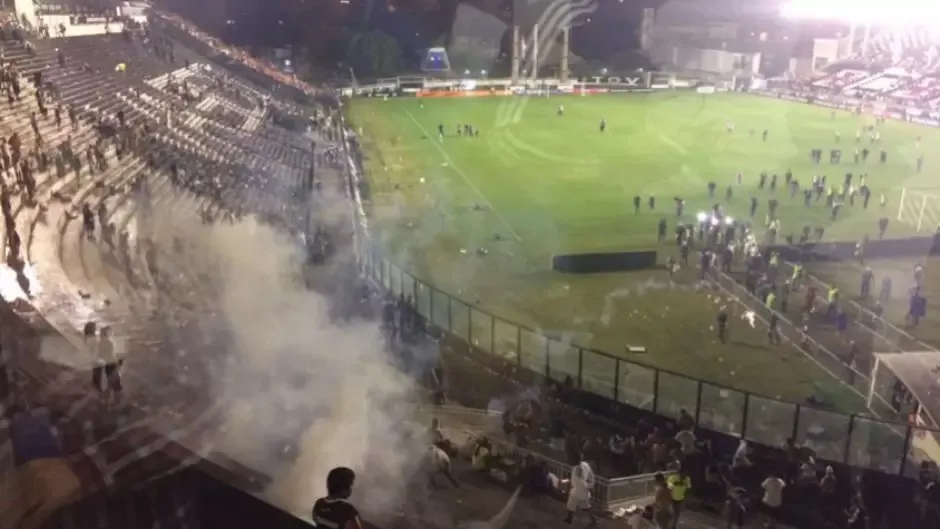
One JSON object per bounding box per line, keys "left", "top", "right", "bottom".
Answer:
{"left": 1, "top": 6, "right": 940, "bottom": 529}
{"left": 0, "top": 8, "right": 345, "bottom": 529}
{"left": 373, "top": 278, "right": 940, "bottom": 529}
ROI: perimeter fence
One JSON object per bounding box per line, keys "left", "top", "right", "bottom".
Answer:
{"left": 360, "top": 243, "right": 939, "bottom": 476}
{"left": 424, "top": 405, "right": 667, "bottom": 511}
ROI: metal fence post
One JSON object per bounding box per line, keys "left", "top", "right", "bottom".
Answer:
{"left": 613, "top": 359, "right": 621, "bottom": 402}
{"left": 694, "top": 381, "right": 703, "bottom": 424}
{"left": 467, "top": 306, "right": 473, "bottom": 346}
{"left": 544, "top": 333, "right": 551, "bottom": 378}
{"left": 652, "top": 369, "right": 660, "bottom": 414}
{"left": 843, "top": 414, "right": 855, "bottom": 464}
{"left": 516, "top": 325, "right": 522, "bottom": 367}
{"left": 490, "top": 314, "right": 496, "bottom": 355}
{"left": 740, "top": 393, "right": 750, "bottom": 439}
{"left": 577, "top": 348, "right": 584, "bottom": 389}
{"left": 899, "top": 423, "right": 914, "bottom": 475}
{"left": 792, "top": 404, "right": 801, "bottom": 442}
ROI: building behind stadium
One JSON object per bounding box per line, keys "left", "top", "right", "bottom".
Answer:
{"left": 646, "top": 0, "right": 856, "bottom": 81}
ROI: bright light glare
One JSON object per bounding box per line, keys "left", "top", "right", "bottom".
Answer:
{"left": 781, "top": 0, "right": 940, "bottom": 26}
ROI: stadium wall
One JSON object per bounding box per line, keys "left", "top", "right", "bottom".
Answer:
{"left": 448, "top": 3, "right": 506, "bottom": 72}
{"left": 670, "top": 46, "right": 760, "bottom": 75}
{"left": 652, "top": 21, "right": 739, "bottom": 42}
{"left": 812, "top": 37, "right": 853, "bottom": 71}
{"left": 341, "top": 73, "right": 699, "bottom": 98}
{"left": 13, "top": 0, "right": 35, "bottom": 25}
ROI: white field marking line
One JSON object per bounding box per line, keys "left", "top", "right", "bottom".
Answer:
{"left": 403, "top": 109, "right": 523, "bottom": 241}
{"left": 658, "top": 133, "right": 687, "bottom": 155}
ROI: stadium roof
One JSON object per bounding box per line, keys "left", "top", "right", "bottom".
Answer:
{"left": 877, "top": 352, "right": 940, "bottom": 426}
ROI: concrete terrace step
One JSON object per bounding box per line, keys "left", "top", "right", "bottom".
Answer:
{"left": 0, "top": 41, "right": 323, "bottom": 370}
{"left": 146, "top": 66, "right": 196, "bottom": 90}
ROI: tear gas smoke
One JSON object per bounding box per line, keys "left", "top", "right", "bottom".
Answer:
{"left": 149, "top": 186, "right": 433, "bottom": 520}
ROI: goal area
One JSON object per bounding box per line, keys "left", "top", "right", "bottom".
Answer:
{"left": 897, "top": 188, "right": 940, "bottom": 233}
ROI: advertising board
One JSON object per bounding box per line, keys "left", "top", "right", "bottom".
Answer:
{"left": 574, "top": 76, "right": 648, "bottom": 88}
{"left": 911, "top": 116, "right": 940, "bottom": 127}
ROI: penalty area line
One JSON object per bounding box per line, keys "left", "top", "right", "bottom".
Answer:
{"left": 658, "top": 134, "right": 687, "bottom": 155}
{"left": 403, "top": 109, "right": 523, "bottom": 242}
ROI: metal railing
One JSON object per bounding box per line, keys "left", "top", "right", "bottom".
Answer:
{"left": 428, "top": 405, "right": 664, "bottom": 511}
{"left": 360, "top": 242, "right": 940, "bottom": 476}
{"left": 707, "top": 269, "right": 878, "bottom": 405}
{"left": 776, "top": 259, "right": 939, "bottom": 356}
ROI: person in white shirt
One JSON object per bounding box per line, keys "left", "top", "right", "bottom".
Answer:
{"left": 733, "top": 440, "right": 752, "bottom": 468}
{"left": 564, "top": 460, "right": 596, "bottom": 525}
{"left": 97, "top": 327, "right": 121, "bottom": 405}
{"left": 761, "top": 470, "right": 786, "bottom": 528}
{"left": 675, "top": 429, "right": 697, "bottom": 456}
{"left": 427, "top": 445, "right": 459, "bottom": 488}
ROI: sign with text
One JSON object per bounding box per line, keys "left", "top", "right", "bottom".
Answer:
{"left": 576, "top": 76, "right": 647, "bottom": 87}
{"left": 572, "top": 72, "right": 673, "bottom": 90}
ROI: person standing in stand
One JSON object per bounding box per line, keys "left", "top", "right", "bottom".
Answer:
{"left": 564, "top": 459, "right": 597, "bottom": 526}
{"left": 313, "top": 467, "right": 362, "bottom": 529}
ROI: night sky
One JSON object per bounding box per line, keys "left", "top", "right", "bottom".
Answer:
{"left": 159, "top": 0, "right": 671, "bottom": 64}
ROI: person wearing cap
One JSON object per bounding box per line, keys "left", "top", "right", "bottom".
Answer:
{"left": 313, "top": 467, "right": 362, "bottom": 529}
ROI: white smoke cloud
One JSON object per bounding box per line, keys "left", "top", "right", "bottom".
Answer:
{"left": 147, "top": 184, "right": 432, "bottom": 520}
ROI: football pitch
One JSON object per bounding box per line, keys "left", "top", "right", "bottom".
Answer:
{"left": 347, "top": 91, "right": 940, "bottom": 413}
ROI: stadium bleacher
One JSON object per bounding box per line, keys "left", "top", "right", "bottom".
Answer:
{"left": 811, "top": 68, "right": 872, "bottom": 91}
{"left": 801, "top": 27, "right": 940, "bottom": 118}
{"left": 3, "top": 7, "right": 938, "bottom": 529}
{"left": 0, "top": 13, "right": 339, "bottom": 529}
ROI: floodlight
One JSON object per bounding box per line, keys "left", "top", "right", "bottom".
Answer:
{"left": 710, "top": 216, "right": 721, "bottom": 227}
{"left": 696, "top": 212, "right": 709, "bottom": 223}
{"left": 725, "top": 216, "right": 735, "bottom": 225}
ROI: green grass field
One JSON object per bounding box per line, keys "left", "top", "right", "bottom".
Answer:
{"left": 347, "top": 91, "right": 940, "bottom": 414}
